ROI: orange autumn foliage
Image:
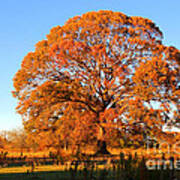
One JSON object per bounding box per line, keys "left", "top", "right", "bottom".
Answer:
{"left": 13, "top": 10, "right": 180, "bottom": 151}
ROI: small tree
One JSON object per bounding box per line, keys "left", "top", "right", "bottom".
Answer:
{"left": 6, "top": 128, "right": 29, "bottom": 153}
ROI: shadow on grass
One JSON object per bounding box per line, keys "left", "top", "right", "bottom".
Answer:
{"left": 0, "top": 171, "right": 71, "bottom": 180}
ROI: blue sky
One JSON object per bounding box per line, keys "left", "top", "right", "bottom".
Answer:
{"left": 0, "top": 0, "right": 180, "bottom": 131}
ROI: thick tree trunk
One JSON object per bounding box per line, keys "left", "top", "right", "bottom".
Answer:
{"left": 94, "top": 126, "right": 110, "bottom": 155}
{"left": 95, "top": 140, "right": 110, "bottom": 155}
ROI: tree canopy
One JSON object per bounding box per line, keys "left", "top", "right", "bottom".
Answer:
{"left": 13, "top": 10, "right": 180, "bottom": 153}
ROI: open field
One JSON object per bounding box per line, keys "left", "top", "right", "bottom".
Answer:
{"left": 0, "top": 164, "right": 180, "bottom": 180}
{"left": 0, "top": 170, "right": 72, "bottom": 180}
{"left": 0, "top": 165, "right": 66, "bottom": 174}
{"left": 0, "top": 148, "right": 180, "bottom": 180}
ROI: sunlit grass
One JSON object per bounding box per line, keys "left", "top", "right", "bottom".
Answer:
{"left": 0, "top": 165, "right": 65, "bottom": 174}
{"left": 0, "top": 164, "right": 108, "bottom": 174}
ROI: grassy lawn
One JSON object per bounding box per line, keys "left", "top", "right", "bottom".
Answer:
{"left": 0, "top": 165, "right": 108, "bottom": 180}
{"left": 0, "top": 166, "right": 76, "bottom": 180}
{"left": 0, "top": 163, "right": 179, "bottom": 180}
{"left": 0, "top": 165, "right": 66, "bottom": 174}
{"left": 0, "top": 148, "right": 179, "bottom": 180}
{"left": 0, "top": 171, "right": 71, "bottom": 180}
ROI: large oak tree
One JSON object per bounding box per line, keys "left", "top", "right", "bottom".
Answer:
{"left": 13, "top": 10, "right": 180, "bottom": 154}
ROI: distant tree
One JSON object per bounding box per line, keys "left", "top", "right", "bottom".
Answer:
{"left": 0, "top": 131, "right": 8, "bottom": 149}
{"left": 6, "top": 128, "right": 29, "bottom": 153}
{"left": 0, "top": 136, "right": 4, "bottom": 149}
{"left": 13, "top": 10, "right": 180, "bottom": 154}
